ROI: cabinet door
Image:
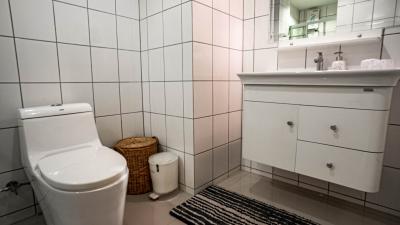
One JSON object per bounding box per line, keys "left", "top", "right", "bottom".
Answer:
{"left": 242, "top": 101, "right": 298, "bottom": 171}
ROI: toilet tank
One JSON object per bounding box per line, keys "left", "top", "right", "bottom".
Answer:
{"left": 18, "top": 103, "right": 101, "bottom": 159}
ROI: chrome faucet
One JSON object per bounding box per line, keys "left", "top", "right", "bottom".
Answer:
{"left": 314, "top": 52, "right": 324, "bottom": 71}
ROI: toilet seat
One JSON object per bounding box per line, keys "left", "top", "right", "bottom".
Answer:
{"left": 38, "top": 146, "right": 127, "bottom": 191}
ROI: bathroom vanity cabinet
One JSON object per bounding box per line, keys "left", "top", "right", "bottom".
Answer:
{"left": 239, "top": 70, "right": 400, "bottom": 192}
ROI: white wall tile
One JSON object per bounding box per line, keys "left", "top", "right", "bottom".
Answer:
{"left": 165, "top": 44, "right": 183, "bottom": 81}
{"left": 89, "top": 0, "right": 115, "bottom": 13}
{"left": 0, "top": 0, "right": 12, "bottom": 36}
{"left": 21, "top": 83, "right": 61, "bottom": 107}
{"left": 147, "top": 0, "right": 162, "bottom": 16}
{"left": 10, "top": 0, "right": 55, "bottom": 41}
{"left": 330, "top": 183, "right": 365, "bottom": 200}
{"left": 213, "top": 81, "right": 229, "bottom": 114}
{"left": 254, "top": 48, "right": 277, "bottom": 72}
{"left": 194, "top": 116, "right": 212, "bottom": 154}
{"left": 194, "top": 150, "right": 213, "bottom": 188}
{"left": 372, "top": 18, "right": 395, "bottom": 29}
{"left": 142, "top": 82, "right": 150, "bottom": 111}
{"left": 16, "top": 39, "right": 59, "bottom": 82}
{"left": 183, "top": 42, "right": 193, "bottom": 80}
{"left": 0, "top": 128, "right": 20, "bottom": 173}
{"left": 229, "top": 49, "right": 242, "bottom": 80}
{"left": 148, "top": 48, "right": 165, "bottom": 81}
{"left": 229, "top": 81, "right": 242, "bottom": 111}
{"left": 58, "top": 0, "right": 87, "bottom": 7}
{"left": 229, "top": 139, "right": 241, "bottom": 170}
{"left": 353, "top": 0, "right": 373, "bottom": 23}
{"left": 141, "top": 51, "right": 149, "bottom": 81}
{"left": 193, "top": 2, "right": 212, "bottom": 44}
{"left": 243, "top": 19, "right": 254, "bottom": 50}
{"left": 61, "top": 83, "right": 94, "bottom": 108}
{"left": 122, "top": 112, "right": 144, "bottom": 138}
{"left": 165, "top": 82, "right": 184, "bottom": 116}
{"left": 91, "top": 47, "right": 118, "bottom": 82}
{"left": 336, "top": 4, "right": 354, "bottom": 26}
{"left": 54, "top": 2, "right": 89, "bottom": 45}
{"left": 120, "top": 83, "right": 142, "bottom": 113}
{"left": 305, "top": 45, "right": 338, "bottom": 70}
{"left": 164, "top": 0, "right": 181, "bottom": 9}
{"left": 193, "top": 81, "right": 212, "bottom": 117}
{"left": 58, "top": 44, "right": 92, "bottom": 82}
{"left": 254, "top": 15, "right": 270, "bottom": 49}
{"left": 89, "top": 10, "right": 117, "bottom": 48}
{"left": 151, "top": 113, "right": 166, "bottom": 145}
{"left": 213, "top": 46, "right": 229, "bottom": 80}
{"left": 117, "top": 0, "right": 139, "bottom": 19}
{"left": 0, "top": 84, "right": 21, "bottom": 128}
{"left": 182, "top": 1, "right": 193, "bottom": 42}
{"left": 230, "top": 0, "right": 243, "bottom": 19}
{"left": 255, "top": 0, "right": 270, "bottom": 17}
{"left": 119, "top": 50, "right": 142, "bottom": 82}
{"left": 213, "top": 10, "right": 229, "bottom": 47}
{"left": 374, "top": 0, "right": 396, "bottom": 20}
{"left": 193, "top": 43, "right": 212, "bottom": 80}
{"left": 278, "top": 48, "right": 306, "bottom": 71}
{"left": 213, "top": 113, "right": 228, "bottom": 147}
{"left": 139, "top": 0, "right": 147, "bottom": 19}
{"left": 184, "top": 153, "right": 194, "bottom": 188}
{"left": 213, "top": 144, "right": 228, "bottom": 178}
{"left": 230, "top": 16, "right": 243, "bottom": 50}
{"left": 163, "top": 6, "right": 182, "bottom": 45}
{"left": 352, "top": 22, "right": 372, "bottom": 31}
{"left": 96, "top": 115, "right": 122, "bottom": 147}
{"left": 143, "top": 112, "right": 151, "bottom": 135}
{"left": 140, "top": 19, "right": 148, "bottom": 50}
{"left": 383, "top": 125, "right": 400, "bottom": 168}
{"left": 149, "top": 82, "right": 166, "bottom": 114}
{"left": 183, "top": 82, "right": 193, "bottom": 118}
{"left": 148, "top": 13, "right": 163, "bottom": 49}
{"left": 244, "top": 0, "right": 254, "bottom": 19}
{"left": 93, "top": 83, "right": 120, "bottom": 116}
{"left": 117, "top": 17, "right": 140, "bottom": 51}
{"left": 0, "top": 37, "right": 18, "bottom": 82}
{"left": 184, "top": 118, "right": 194, "bottom": 153}
{"left": 243, "top": 50, "right": 254, "bottom": 72}
{"left": 166, "top": 116, "right": 185, "bottom": 151}
{"left": 341, "top": 42, "right": 381, "bottom": 69}
{"left": 229, "top": 111, "right": 241, "bottom": 141}
{"left": 213, "top": 0, "right": 229, "bottom": 13}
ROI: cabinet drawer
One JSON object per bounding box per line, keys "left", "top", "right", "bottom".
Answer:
{"left": 295, "top": 141, "right": 383, "bottom": 192}
{"left": 298, "top": 106, "right": 388, "bottom": 152}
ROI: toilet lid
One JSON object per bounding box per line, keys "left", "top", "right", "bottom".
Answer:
{"left": 38, "top": 146, "right": 127, "bottom": 191}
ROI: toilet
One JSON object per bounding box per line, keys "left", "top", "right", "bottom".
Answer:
{"left": 18, "top": 103, "right": 128, "bottom": 225}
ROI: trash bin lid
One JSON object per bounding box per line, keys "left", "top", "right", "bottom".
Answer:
{"left": 149, "top": 152, "right": 178, "bottom": 165}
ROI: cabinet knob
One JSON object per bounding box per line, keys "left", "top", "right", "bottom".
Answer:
{"left": 330, "top": 125, "right": 338, "bottom": 132}
{"left": 326, "top": 163, "right": 334, "bottom": 169}
{"left": 287, "top": 121, "right": 294, "bottom": 126}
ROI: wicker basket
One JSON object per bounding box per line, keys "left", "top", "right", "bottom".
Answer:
{"left": 113, "top": 137, "right": 158, "bottom": 195}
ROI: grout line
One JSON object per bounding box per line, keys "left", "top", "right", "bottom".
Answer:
{"left": 51, "top": 0, "right": 64, "bottom": 104}
{"left": 86, "top": 0, "right": 96, "bottom": 117}
{"left": 137, "top": 0, "right": 146, "bottom": 136}
{"left": 114, "top": 0, "right": 124, "bottom": 138}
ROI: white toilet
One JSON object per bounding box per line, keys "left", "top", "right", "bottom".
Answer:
{"left": 18, "top": 103, "right": 128, "bottom": 225}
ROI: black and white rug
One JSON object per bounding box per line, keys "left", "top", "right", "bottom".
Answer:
{"left": 170, "top": 185, "right": 319, "bottom": 225}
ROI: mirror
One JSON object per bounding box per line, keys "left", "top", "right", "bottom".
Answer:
{"left": 277, "top": 0, "right": 338, "bottom": 41}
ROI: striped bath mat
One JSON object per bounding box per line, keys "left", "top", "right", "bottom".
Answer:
{"left": 170, "top": 185, "right": 319, "bottom": 225}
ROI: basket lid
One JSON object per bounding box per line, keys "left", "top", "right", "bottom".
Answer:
{"left": 114, "top": 137, "right": 157, "bottom": 149}
{"left": 148, "top": 152, "right": 178, "bottom": 165}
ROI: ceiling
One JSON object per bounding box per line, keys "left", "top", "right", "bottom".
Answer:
{"left": 290, "top": 0, "right": 337, "bottom": 10}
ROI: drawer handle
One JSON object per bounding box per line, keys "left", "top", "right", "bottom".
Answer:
{"left": 287, "top": 121, "right": 294, "bottom": 126}
{"left": 326, "top": 163, "right": 334, "bottom": 169}
{"left": 330, "top": 125, "right": 338, "bottom": 132}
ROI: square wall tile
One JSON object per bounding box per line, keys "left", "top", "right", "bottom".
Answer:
{"left": 213, "top": 81, "right": 229, "bottom": 114}
{"left": 229, "top": 50, "right": 242, "bottom": 80}
{"left": 96, "top": 115, "right": 122, "bottom": 147}
{"left": 213, "top": 114, "right": 228, "bottom": 147}
{"left": 59, "top": 0, "right": 87, "bottom": 7}
{"left": 164, "top": 0, "right": 181, "bottom": 9}
{"left": 213, "top": 0, "right": 229, "bottom": 13}
{"left": 183, "top": 42, "right": 193, "bottom": 80}
{"left": 255, "top": 0, "right": 270, "bottom": 17}
{"left": 54, "top": 2, "right": 89, "bottom": 45}
{"left": 58, "top": 44, "right": 92, "bottom": 82}
{"left": 254, "top": 48, "right": 277, "bottom": 72}
{"left": 229, "top": 81, "right": 242, "bottom": 111}
{"left": 149, "top": 82, "right": 166, "bottom": 114}
{"left": 163, "top": 6, "right": 182, "bottom": 46}
{"left": 10, "top": 0, "right": 55, "bottom": 41}
{"left": 244, "top": 0, "right": 254, "bottom": 19}
{"left": 21, "top": 83, "right": 61, "bottom": 108}
{"left": 230, "top": 0, "right": 244, "bottom": 19}
{"left": 147, "top": 0, "right": 162, "bottom": 16}
{"left": 229, "top": 139, "right": 241, "bottom": 170}
{"left": 213, "top": 144, "right": 229, "bottom": 178}
{"left": 117, "top": 0, "right": 139, "bottom": 19}
{"left": 119, "top": 50, "right": 142, "bottom": 82}
{"left": 382, "top": 33, "right": 400, "bottom": 68}
{"left": 165, "top": 44, "right": 183, "bottom": 81}
{"left": 151, "top": 113, "right": 166, "bottom": 146}
{"left": 329, "top": 183, "right": 365, "bottom": 200}
{"left": 193, "top": 43, "right": 212, "bottom": 80}
{"left": 213, "top": 46, "right": 229, "bottom": 80}
{"left": 243, "top": 50, "right": 254, "bottom": 72}
{"left": 183, "top": 82, "right": 193, "bottom": 118}
{"left": 166, "top": 116, "right": 185, "bottom": 151}
{"left": 148, "top": 48, "right": 165, "bottom": 81}
{"left": 0, "top": 128, "right": 20, "bottom": 173}
{"left": 213, "top": 10, "right": 229, "bottom": 48}
{"left": 165, "top": 82, "right": 184, "bottom": 117}
{"left": 140, "top": 19, "right": 148, "bottom": 50}
{"left": 194, "top": 116, "right": 212, "bottom": 154}
{"left": 139, "top": 0, "right": 147, "bottom": 19}
{"left": 91, "top": 47, "right": 119, "bottom": 82}
{"left": 120, "top": 83, "right": 142, "bottom": 113}
{"left": 372, "top": 18, "right": 395, "bottom": 29}
{"left": 0, "top": 0, "right": 12, "bottom": 36}
{"left": 341, "top": 42, "right": 381, "bottom": 69}
{"left": 89, "top": 10, "right": 117, "bottom": 48}
{"left": 353, "top": 0, "right": 373, "bottom": 23}
{"left": 229, "top": 111, "right": 241, "bottom": 141}
{"left": 122, "top": 112, "right": 144, "bottom": 138}
{"left": 193, "top": 81, "right": 212, "bottom": 118}
{"left": 148, "top": 13, "right": 163, "bottom": 49}
{"left": 243, "top": 19, "right": 254, "bottom": 50}
{"left": 167, "top": 148, "right": 185, "bottom": 184}
{"left": 185, "top": 153, "right": 194, "bottom": 188}
{"left": 383, "top": 125, "right": 400, "bottom": 168}
{"left": 184, "top": 118, "right": 194, "bottom": 154}
{"left": 141, "top": 51, "right": 149, "bottom": 81}
{"left": 251, "top": 161, "right": 272, "bottom": 173}
{"left": 373, "top": 0, "right": 396, "bottom": 20}
{"left": 193, "top": 2, "right": 212, "bottom": 44}
{"left": 194, "top": 150, "right": 213, "bottom": 188}
{"left": 230, "top": 16, "right": 243, "bottom": 50}
{"left": 117, "top": 17, "right": 140, "bottom": 51}
{"left": 278, "top": 48, "right": 306, "bottom": 71}
{"left": 89, "top": 0, "right": 115, "bottom": 13}
{"left": 142, "top": 82, "right": 150, "bottom": 111}
{"left": 182, "top": 1, "right": 193, "bottom": 42}
{"left": 254, "top": 15, "right": 270, "bottom": 49}
{"left": 61, "top": 83, "right": 94, "bottom": 108}
{"left": 143, "top": 112, "right": 151, "bottom": 135}
{"left": 336, "top": 4, "right": 354, "bottom": 26}
{"left": 16, "top": 39, "right": 59, "bottom": 82}
{"left": 0, "top": 37, "right": 18, "bottom": 82}
{"left": 93, "top": 83, "right": 120, "bottom": 116}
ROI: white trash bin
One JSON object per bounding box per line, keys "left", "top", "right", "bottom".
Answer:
{"left": 148, "top": 152, "right": 178, "bottom": 198}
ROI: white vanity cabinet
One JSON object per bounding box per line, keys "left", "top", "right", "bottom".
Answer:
{"left": 239, "top": 70, "right": 400, "bottom": 193}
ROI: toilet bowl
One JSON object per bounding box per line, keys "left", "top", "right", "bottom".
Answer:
{"left": 18, "top": 103, "right": 128, "bottom": 225}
